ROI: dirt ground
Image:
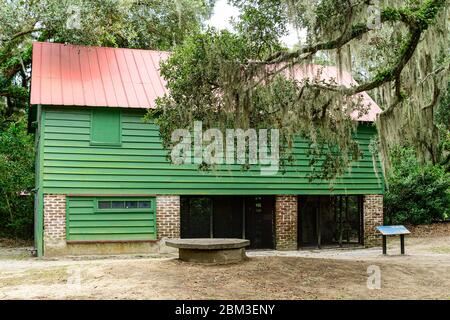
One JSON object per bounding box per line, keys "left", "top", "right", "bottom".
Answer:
{"left": 0, "top": 225, "right": 449, "bottom": 300}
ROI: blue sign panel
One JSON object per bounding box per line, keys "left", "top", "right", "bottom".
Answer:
{"left": 376, "top": 225, "right": 411, "bottom": 236}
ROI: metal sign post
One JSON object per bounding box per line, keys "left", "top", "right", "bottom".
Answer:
{"left": 376, "top": 225, "right": 411, "bottom": 255}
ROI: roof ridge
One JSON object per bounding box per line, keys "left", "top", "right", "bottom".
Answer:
{"left": 32, "top": 41, "right": 171, "bottom": 55}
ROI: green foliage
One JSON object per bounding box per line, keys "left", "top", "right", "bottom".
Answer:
{"left": 385, "top": 146, "right": 450, "bottom": 225}
{"left": 436, "top": 80, "right": 450, "bottom": 171}
{"left": 153, "top": 0, "right": 447, "bottom": 181}
{"left": 380, "top": 0, "right": 446, "bottom": 29}
{"left": 149, "top": 29, "right": 268, "bottom": 151}
{"left": 152, "top": 27, "right": 364, "bottom": 180}
{"left": 380, "top": 7, "right": 405, "bottom": 23}
{"left": 0, "top": 117, "right": 35, "bottom": 238}
{"left": 0, "top": 0, "right": 214, "bottom": 117}
{"left": 415, "top": 0, "right": 446, "bottom": 30}
{"left": 436, "top": 80, "right": 450, "bottom": 131}
{"left": 0, "top": 0, "right": 213, "bottom": 49}
{"left": 230, "top": 0, "right": 288, "bottom": 58}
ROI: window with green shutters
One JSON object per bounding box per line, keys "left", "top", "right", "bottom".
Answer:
{"left": 66, "top": 197, "right": 156, "bottom": 241}
{"left": 90, "top": 108, "right": 121, "bottom": 146}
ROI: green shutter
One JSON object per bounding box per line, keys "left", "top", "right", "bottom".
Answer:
{"left": 91, "top": 109, "right": 121, "bottom": 146}
{"left": 66, "top": 196, "right": 156, "bottom": 241}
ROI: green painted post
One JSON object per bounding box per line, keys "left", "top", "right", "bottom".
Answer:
{"left": 35, "top": 105, "right": 44, "bottom": 257}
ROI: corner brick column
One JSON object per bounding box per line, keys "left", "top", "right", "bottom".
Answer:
{"left": 363, "top": 195, "right": 384, "bottom": 247}
{"left": 275, "top": 195, "right": 298, "bottom": 250}
{"left": 156, "top": 195, "right": 180, "bottom": 239}
{"left": 43, "top": 194, "right": 67, "bottom": 253}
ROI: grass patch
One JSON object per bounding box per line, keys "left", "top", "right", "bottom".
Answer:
{"left": 431, "top": 246, "right": 450, "bottom": 254}
{"left": 0, "top": 252, "right": 30, "bottom": 260}
{"left": 0, "top": 267, "right": 69, "bottom": 287}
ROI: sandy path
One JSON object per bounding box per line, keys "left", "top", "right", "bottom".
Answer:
{"left": 0, "top": 236, "right": 449, "bottom": 300}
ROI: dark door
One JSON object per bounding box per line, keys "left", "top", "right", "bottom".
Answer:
{"left": 180, "top": 197, "right": 213, "bottom": 238}
{"left": 213, "top": 196, "right": 244, "bottom": 238}
{"left": 245, "top": 196, "right": 275, "bottom": 249}
{"left": 298, "top": 196, "right": 318, "bottom": 246}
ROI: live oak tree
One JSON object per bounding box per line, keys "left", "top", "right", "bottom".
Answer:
{"left": 153, "top": 0, "right": 449, "bottom": 179}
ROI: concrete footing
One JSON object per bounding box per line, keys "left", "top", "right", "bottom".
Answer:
{"left": 178, "top": 247, "right": 247, "bottom": 264}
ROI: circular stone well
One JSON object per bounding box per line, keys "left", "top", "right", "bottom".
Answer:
{"left": 165, "top": 238, "right": 250, "bottom": 264}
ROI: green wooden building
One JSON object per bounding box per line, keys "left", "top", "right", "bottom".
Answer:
{"left": 29, "top": 42, "right": 384, "bottom": 257}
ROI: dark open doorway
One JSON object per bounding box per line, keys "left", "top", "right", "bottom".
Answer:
{"left": 298, "top": 195, "right": 363, "bottom": 248}
{"left": 181, "top": 195, "right": 275, "bottom": 249}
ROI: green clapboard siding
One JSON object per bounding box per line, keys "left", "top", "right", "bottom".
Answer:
{"left": 42, "top": 107, "right": 384, "bottom": 195}
{"left": 66, "top": 196, "right": 156, "bottom": 241}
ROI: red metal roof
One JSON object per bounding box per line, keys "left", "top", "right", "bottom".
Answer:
{"left": 30, "top": 42, "right": 381, "bottom": 121}
{"left": 30, "top": 42, "right": 169, "bottom": 109}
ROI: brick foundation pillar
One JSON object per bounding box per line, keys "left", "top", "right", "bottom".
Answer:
{"left": 363, "top": 195, "right": 384, "bottom": 247}
{"left": 43, "top": 194, "right": 67, "bottom": 254}
{"left": 275, "top": 195, "right": 298, "bottom": 250}
{"left": 156, "top": 195, "right": 180, "bottom": 239}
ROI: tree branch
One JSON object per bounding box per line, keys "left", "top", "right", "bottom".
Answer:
{"left": 252, "top": 23, "right": 371, "bottom": 66}
{"left": 248, "top": 0, "right": 444, "bottom": 98}
{"left": 9, "top": 27, "right": 44, "bottom": 42}
{"left": 343, "top": 27, "right": 422, "bottom": 95}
